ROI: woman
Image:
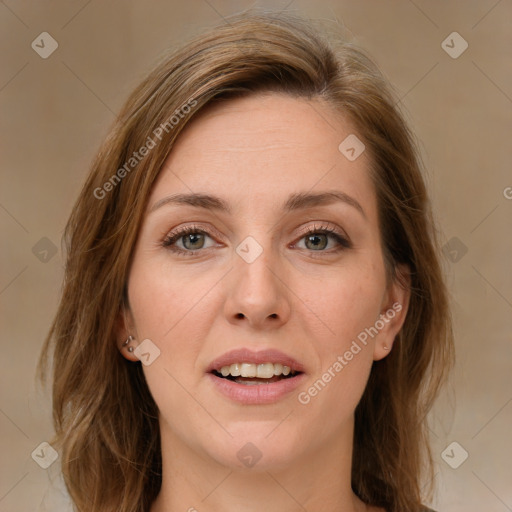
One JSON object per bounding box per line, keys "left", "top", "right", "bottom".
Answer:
{"left": 38, "top": 10, "right": 454, "bottom": 512}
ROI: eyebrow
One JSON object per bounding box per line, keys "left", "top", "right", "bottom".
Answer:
{"left": 149, "top": 190, "right": 366, "bottom": 218}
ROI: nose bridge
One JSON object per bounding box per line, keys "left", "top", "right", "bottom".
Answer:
{"left": 225, "top": 234, "right": 291, "bottom": 328}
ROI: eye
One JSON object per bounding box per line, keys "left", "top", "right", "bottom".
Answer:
{"left": 162, "top": 225, "right": 217, "bottom": 256}
{"left": 162, "top": 222, "right": 351, "bottom": 257}
{"left": 293, "top": 223, "right": 351, "bottom": 252}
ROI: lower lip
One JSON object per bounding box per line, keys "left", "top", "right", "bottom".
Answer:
{"left": 206, "top": 372, "right": 306, "bottom": 404}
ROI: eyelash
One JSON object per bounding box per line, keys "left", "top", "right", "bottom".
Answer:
{"left": 162, "top": 223, "right": 351, "bottom": 257}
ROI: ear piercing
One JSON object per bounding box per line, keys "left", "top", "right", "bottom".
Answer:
{"left": 122, "top": 335, "right": 134, "bottom": 352}
{"left": 383, "top": 345, "right": 390, "bottom": 351}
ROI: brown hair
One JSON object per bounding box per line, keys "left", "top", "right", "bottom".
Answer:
{"left": 38, "top": 10, "right": 454, "bottom": 512}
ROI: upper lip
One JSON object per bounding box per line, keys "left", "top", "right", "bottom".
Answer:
{"left": 206, "top": 348, "right": 305, "bottom": 374}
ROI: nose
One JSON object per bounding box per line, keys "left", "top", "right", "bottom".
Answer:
{"left": 224, "top": 244, "right": 291, "bottom": 330}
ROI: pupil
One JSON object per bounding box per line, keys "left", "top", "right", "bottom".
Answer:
{"left": 307, "top": 234, "right": 327, "bottom": 250}
{"left": 185, "top": 233, "right": 203, "bottom": 249}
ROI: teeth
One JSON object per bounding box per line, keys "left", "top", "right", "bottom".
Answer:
{"left": 230, "top": 363, "right": 241, "bottom": 376}
{"left": 257, "top": 363, "right": 274, "bottom": 379}
{"left": 217, "top": 362, "right": 295, "bottom": 378}
{"left": 241, "top": 363, "right": 256, "bottom": 378}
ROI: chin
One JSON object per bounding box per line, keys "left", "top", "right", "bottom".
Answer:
{"left": 202, "top": 428, "right": 305, "bottom": 472}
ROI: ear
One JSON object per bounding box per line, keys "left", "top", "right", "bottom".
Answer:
{"left": 116, "top": 306, "right": 140, "bottom": 362}
{"left": 373, "top": 263, "right": 411, "bottom": 361}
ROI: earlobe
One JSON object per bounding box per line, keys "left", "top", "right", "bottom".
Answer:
{"left": 116, "top": 307, "right": 140, "bottom": 362}
{"left": 122, "top": 335, "right": 135, "bottom": 353}
{"left": 120, "top": 334, "right": 140, "bottom": 362}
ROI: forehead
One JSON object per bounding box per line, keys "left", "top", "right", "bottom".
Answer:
{"left": 168, "top": 92, "right": 355, "bottom": 158}
{"left": 149, "top": 93, "right": 376, "bottom": 218}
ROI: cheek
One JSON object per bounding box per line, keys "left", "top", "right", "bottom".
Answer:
{"left": 295, "top": 281, "right": 379, "bottom": 427}
{"left": 127, "top": 256, "right": 222, "bottom": 397}
{"left": 127, "top": 255, "right": 217, "bottom": 341}
{"left": 293, "top": 258, "right": 385, "bottom": 408}
{"left": 297, "top": 259, "right": 386, "bottom": 348}
{"left": 127, "top": 260, "right": 211, "bottom": 432}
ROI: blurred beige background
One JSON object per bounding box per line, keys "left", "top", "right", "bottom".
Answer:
{"left": 1, "top": 1, "right": 511, "bottom": 511}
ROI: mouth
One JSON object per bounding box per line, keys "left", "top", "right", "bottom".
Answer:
{"left": 206, "top": 348, "right": 306, "bottom": 404}
{"left": 210, "top": 362, "right": 303, "bottom": 386}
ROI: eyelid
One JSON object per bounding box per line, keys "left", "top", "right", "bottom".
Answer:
{"left": 163, "top": 223, "right": 224, "bottom": 242}
{"left": 293, "top": 221, "right": 349, "bottom": 241}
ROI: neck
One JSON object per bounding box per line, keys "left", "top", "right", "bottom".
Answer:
{"left": 151, "top": 418, "right": 369, "bottom": 512}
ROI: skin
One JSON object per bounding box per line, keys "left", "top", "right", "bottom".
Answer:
{"left": 117, "top": 93, "right": 410, "bottom": 512}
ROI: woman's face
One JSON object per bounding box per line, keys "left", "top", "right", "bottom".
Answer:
{"left": 120, "top": 93, "right": 409, "bottom": 470}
